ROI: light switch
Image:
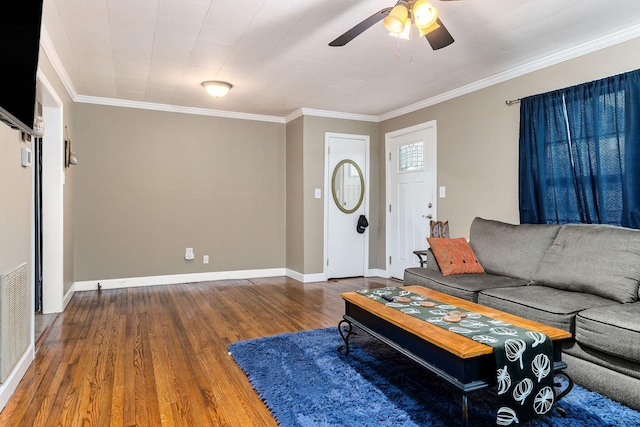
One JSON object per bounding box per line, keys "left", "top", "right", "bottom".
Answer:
{"left": 314, "top": 188, "right": 322, "bottom": 199}
{"left": 439, "top": 186, "right": 446, "bottom": 198}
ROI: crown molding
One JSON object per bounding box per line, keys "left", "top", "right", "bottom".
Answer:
{"left": 284, "top": 108, "right": 378, "bottom": 123}
{"left": 284, "top": 108, "right": 303, "bottom": 123}
{"left": 39, "top": 28, "right": 78, "bottom": 101}
{"left": 303, "top": 108, "right": 377, "bottom": 123}
{"left": 378, "top": 24, "right": 640, "bottom": 122}
{"left": 74, "top": 95, "right": 285, "bottom": 123}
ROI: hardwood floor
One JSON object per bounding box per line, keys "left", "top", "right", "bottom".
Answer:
{"left": 0, "top": 276, "right": 399, "bottom": 426}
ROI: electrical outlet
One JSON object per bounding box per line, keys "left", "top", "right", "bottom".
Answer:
{"left": 185, "top": 247, "right": 195, "bottom": 261}
{"left": 203, "top": 255, "right": 209, "bottom": 264}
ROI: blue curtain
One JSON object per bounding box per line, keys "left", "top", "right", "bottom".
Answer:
{"left": 519, "top": 69, "right": 640, "bottom": 228}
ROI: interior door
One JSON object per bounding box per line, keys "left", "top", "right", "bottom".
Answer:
{"left": 326, "top": 133, "right": 368, "bottom": 279}
{"left": 387, "top": 122, "right": 437, "bottom": 279}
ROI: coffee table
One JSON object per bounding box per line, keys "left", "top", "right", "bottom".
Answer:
{"left": 338, "top": 286, "right": 573, "bottom": 426}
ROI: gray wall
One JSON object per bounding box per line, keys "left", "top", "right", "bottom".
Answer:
{"left": 285, "top": 117, "right": 304, "bottom": 273}
{"left": 74, "top": 107, "right": 379, "bottom": 280}
{"left": 73, "top": 104, "right": 286, "bottom": 280}
{"left": 0, "top": 126, "right": 31, "bottom": 281}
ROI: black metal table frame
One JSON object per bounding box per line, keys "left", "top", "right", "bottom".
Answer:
{"left": 338, "top": 309, "right": 573, "bottom": 427}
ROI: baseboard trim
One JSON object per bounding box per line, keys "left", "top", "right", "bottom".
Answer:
{"left": 73, "top": 268, "right": 391, "bottom": 291}
{"left": 0, "top": 345, "right": 34, "bottom": 413}
{"left": 74, "top": 268, "right": 288, "bottom": 291}
{"left": 302, "top": 273, "right": 326, "bottom": 283}
{"left": 285, "top": 269, "right": 326, "bottom": 283}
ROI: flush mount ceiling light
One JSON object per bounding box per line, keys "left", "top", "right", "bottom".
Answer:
{"left": 201, "top": 80, "right": 233, "bottom": 98}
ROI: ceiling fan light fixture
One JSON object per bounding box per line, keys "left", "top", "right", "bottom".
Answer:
{"left": 413, "top": 0, "right": 438, "bottom": 29}
{"left": 202, "top": 80, "right": 233, "bottom": 98}
{"left": 383, "top": 1, "right": 409, "bottom": 34}
{"left": 327, "top": 0, "right": 454, "bottom": 51}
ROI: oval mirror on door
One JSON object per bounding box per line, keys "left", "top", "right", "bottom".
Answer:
{"left": 331, "top": 159, "right": 364, "bottom": 214}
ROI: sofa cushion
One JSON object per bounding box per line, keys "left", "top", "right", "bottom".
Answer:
{"left": 468, "top": 217, "right": 561, "bottom": 281}
{"left": 575, "top": 303, "right": 640, "bottom": 363}
{"left": 404, "top": 268, "right": 527, "bottom": 302}
{"left": 478, "top": 285, "right": 616, "bottom": 334}
{"left": 531, "top": 224, "right": 640, "bottom": 303}
{"left": 427, "top": 237, "right": 485, "bottom": 275}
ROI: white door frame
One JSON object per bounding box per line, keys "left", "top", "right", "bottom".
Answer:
{"left": 324, "top": 132, "right": 370, "bottom": 280}
{"left": 38, "top": 71, "right": 66, "bottom": 314}
{"left": 385, "top": 121, "right": 437, "bottom": 277}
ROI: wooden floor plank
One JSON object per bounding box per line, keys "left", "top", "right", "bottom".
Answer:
{"left": 0, "top": 276, "right": 398, "bottom": 426}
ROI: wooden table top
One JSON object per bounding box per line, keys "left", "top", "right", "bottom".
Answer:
{"left": 341, "top": 285, "right": 572, "bottom": 359}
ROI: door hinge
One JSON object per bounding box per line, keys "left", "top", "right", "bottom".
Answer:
{"left": 388, "top": 152, "right": 391, "bottom": 161}
{"left": 389, "top": 256, "right": 392, "bottom": 265}
{"left": 389, "top": 204, "right": 392, "bottom": 213}
{"left": 327, "top": 259, "right": 329, "bottom": 266}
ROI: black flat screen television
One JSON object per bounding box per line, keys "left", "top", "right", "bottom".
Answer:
{"left": 0, "top": 0, "right": 44, "bottom": 135}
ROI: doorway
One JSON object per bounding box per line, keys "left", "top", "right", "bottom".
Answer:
{"left": 386, "top": 121, "right": 437, "bottom": 279}
{"left": 325, "top": 133, "right": 369, "bottom": 279}
{"left": 38, "top": 73, "right": 65, "bottom": 314}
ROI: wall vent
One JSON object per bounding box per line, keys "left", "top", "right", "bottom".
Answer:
{"left": 0, "top": 263, "right": 30, "bottom": 383}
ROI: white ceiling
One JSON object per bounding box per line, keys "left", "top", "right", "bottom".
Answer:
{"left": 41, "top": 0, "right": 640, "bottom": 119}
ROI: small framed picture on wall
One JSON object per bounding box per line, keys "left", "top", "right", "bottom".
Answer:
{"left": 64, "top": 138, "right": 71, "bottom": 168}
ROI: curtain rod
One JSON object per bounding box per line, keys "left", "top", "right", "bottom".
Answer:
{"left": 505, "top": 98, "right": 521, "bottom": 106}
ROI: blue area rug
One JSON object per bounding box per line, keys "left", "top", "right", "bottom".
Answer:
{"left": 228, "top": 327, "right": 640, "bottom": 427}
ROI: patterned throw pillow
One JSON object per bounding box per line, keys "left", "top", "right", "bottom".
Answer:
{"left": 427, "top": 237, "right": 485, "bottom": 275}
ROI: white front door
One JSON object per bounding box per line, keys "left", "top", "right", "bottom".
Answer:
{"left": 325, "top": 133, "right": 369, "bottom": 279}
{"left": 386, "top": 122, "right": 437, "bottom": 279}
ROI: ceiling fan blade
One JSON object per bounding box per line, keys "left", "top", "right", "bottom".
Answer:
{"left": 425, "top": 18, "right": 454, "bottom": 50}
{"left": 329, "top": 8, "right": 392, "bottom": 47}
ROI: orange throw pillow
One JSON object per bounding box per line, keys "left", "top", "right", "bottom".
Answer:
{"left": 427, "top": 237, "right": 485, "bottom": 275}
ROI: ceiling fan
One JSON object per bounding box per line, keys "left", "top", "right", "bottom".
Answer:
{"left": 329, "top": 0, "right": 456, "bottom": 51}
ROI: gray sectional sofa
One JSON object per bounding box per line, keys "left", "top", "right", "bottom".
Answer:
{"left": 404, "top": 217, "right": 640, "bottom": 410}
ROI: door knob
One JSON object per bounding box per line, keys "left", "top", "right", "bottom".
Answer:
{"left": 422, "top": 214, "right": 433, "bottom": 219}
{"left": 428, "top": 203, "right": 432, "bottom": 208}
